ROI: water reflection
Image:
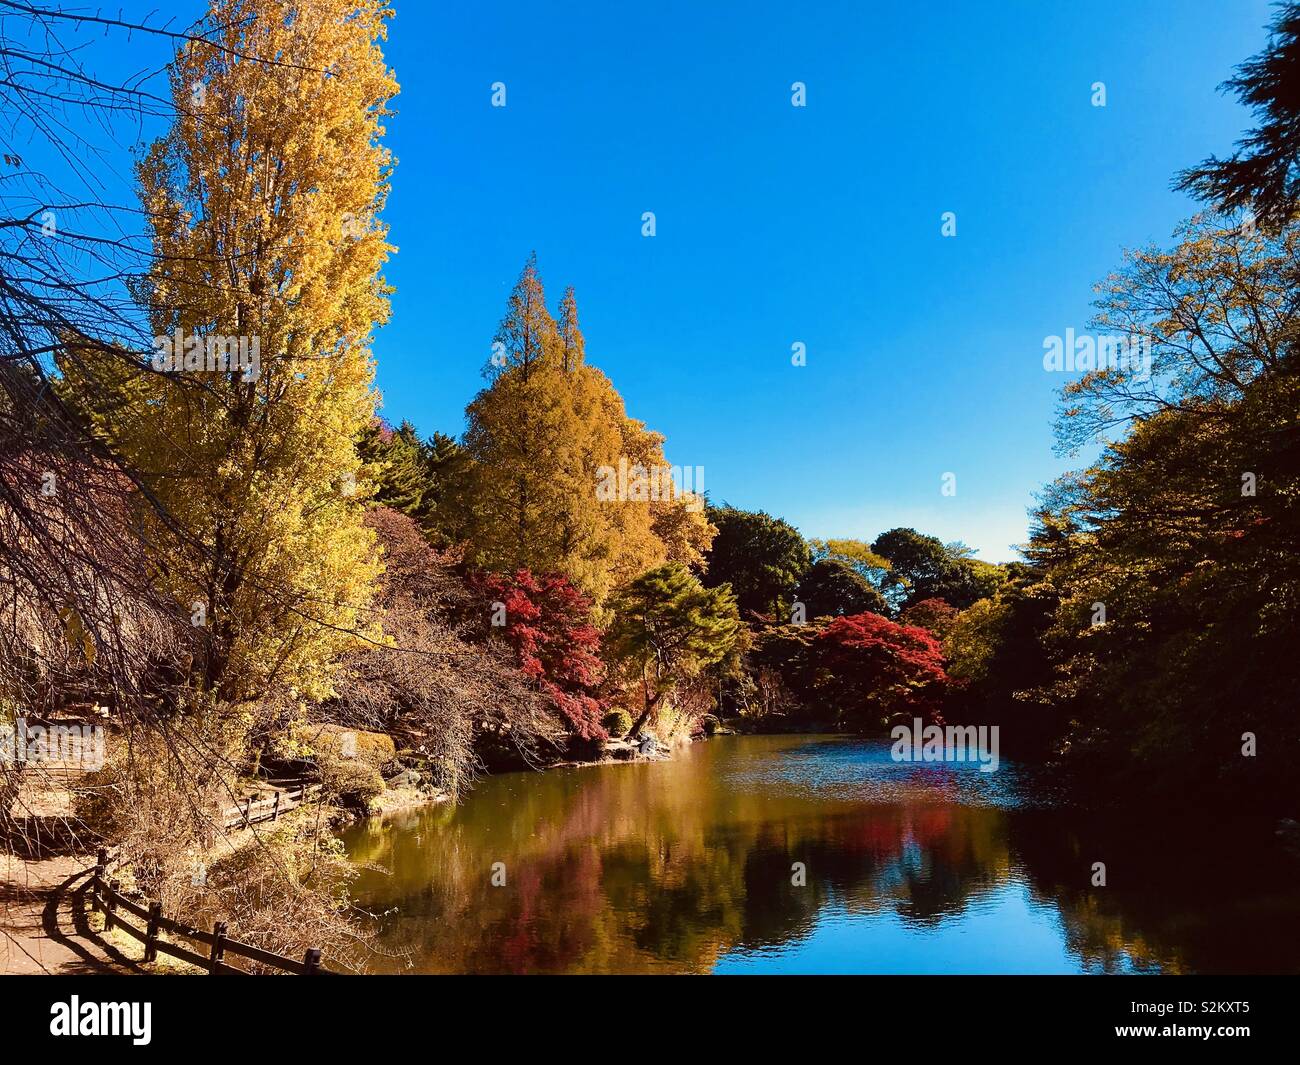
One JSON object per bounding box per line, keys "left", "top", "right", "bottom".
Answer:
{"left": 341, "top": 736, "right": 1300, "bottom": 974}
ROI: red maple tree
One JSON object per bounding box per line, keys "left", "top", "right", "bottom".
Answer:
{"left": 812, "top": 611, "right": 949, "bottom": 727}
{"left": 474, "top": 569, "right": 607, "bottom": 739}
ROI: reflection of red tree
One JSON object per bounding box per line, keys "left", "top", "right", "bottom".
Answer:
{"left": 496, "top": 846, "right": 604, "bottom": 974}
{"left": 498, "top": 863, "right": 543, "bottom": 973}
{"left": 839, "top": 808, "right": 908, "bottom": 860}
{"left": 907, "top": 806, "right": 954, "bottom": 847}
{"left": 556, "top": 784, "right": 615, "bottom": 845}
{"left": 833, "top": 805, "right": 956, "bottom": 866}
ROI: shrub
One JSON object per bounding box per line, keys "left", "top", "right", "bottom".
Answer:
{"left": 699, "top": 713, "right": 721, "bottom": 736}
{"left": 199, "top": 820, "right": 362, "bottom": 972}
{"left": 900, "top": 597, "right": 960, "bottom": 639}
{"left": 71, "top": 715, "right": 246, "bottom": 869}
{"left": 73, "top": 761, "right": 127, "bottom": 838}
{"left": 472, "top": 569, "right": 607, "bottom": 739}
{"left": 321, "top": 760, "right": 384, "bottom": 810}
{"left": 813, "top": 612, "right": 949, "bottom": 728}
{"left": 601, "top": 709, "right": 633, "bottom": 737}
{"left": 300, "top": 723, "right": 397, "bottom": 775}
{"left": 323, "top": 507, "right": 562, "bottom": 799}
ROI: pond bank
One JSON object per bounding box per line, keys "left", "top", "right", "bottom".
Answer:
{"left": 353, "top": 734, "right": 679, "bottom": 825}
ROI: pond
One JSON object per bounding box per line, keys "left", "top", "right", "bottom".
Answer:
{"left": 340, "top": 735, "right": 1300, "bottom": 974}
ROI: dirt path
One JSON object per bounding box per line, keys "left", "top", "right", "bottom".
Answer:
{"left": 0, "top": 854, "right": 137, "bottom": 975}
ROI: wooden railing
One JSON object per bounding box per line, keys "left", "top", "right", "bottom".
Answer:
{"left": 89, "top": 849, "right": 337, "bottom": 975}
{"left": 219, "top": 783, "right": 322, "bottom": 831}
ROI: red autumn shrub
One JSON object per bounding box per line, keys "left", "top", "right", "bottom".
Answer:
{"left": 812, "top": 611, "right": 948, "bottom": 728}
{"left": 473, "top": 569, "right": 607, "bottom": 740}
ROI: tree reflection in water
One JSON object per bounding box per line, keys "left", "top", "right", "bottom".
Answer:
{"left": 341, "top": 736, "right": 1300, "bottom": 974}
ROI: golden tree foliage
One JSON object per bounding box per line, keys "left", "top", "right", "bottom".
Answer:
{"left": 64, "top": 0, "right": 398, "bottom": 703}
{"left": 461, "top": 259, "right": 712, "bottom": 601}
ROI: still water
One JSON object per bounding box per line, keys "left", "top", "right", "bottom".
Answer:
{"left": 341, "top": 735, "right": 1300, "bottom": 974}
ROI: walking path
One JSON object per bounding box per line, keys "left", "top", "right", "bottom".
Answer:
{"left": 0, "top": 854, "right": 136, "bottom": 975}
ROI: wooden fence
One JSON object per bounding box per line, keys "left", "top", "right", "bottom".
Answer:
{"left": 89, "top": 849, "right": 337, "bottom": 975}
{"left": 219, "top": 783, "right": 322, "bottom": 831}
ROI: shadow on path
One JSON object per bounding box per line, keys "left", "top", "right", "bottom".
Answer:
{"left": 0, "top": 865, "right": 141, "bottom": 975}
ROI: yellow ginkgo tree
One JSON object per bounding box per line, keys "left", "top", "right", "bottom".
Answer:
{"left": 79, "top": 0, "right": 399, "bottom": 704}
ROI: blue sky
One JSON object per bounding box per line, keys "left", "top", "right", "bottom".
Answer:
{"left": 369, "top": 0, "right": 1273, "bottom": 560}
{"left": 21, "top": 1, "right": 1275, "bottom": 561}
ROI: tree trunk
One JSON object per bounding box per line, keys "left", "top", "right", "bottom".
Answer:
{"left": 627, "top": 688, "right": 666, "bottom": 740}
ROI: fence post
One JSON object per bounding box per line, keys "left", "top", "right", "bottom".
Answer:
{"left": 143, "top": 901, "right": 162, "bottom": 963}
{"left": 242, "top": 796, "right": 253, "bottom": 827}
{"left": 302, "top": 948, "right": 322, "bottom": 974}
{"left": 272, "top": 792, "right": 281, "bottom": 821}
{"left": 208, "top": 921, "right": 228, "bottom": 975}
{"left": 92, "top": 848, "right": 107, "bottom": 914}
{"left": 105, "top": 879, "right": 119, "bottom": 932}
